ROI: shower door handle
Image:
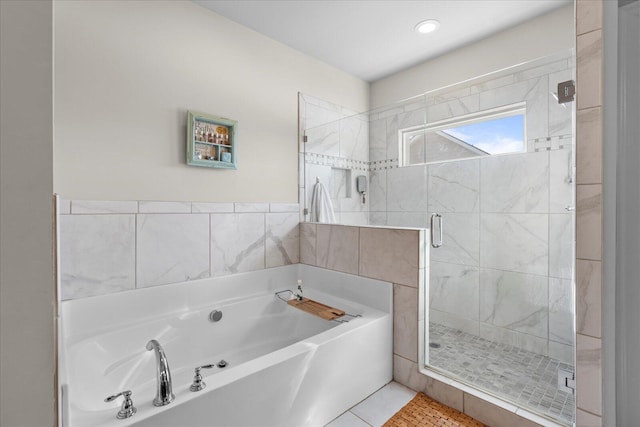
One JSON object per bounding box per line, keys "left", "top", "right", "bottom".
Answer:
{"left": 430, "top": 213, "right": 442, "bottom": 248}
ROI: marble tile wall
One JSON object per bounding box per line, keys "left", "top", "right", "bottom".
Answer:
{"left": 394, "top": 3, "right": 604, "bottom": 423}
{"left": 59, "top": 199, "right": 299, "bottom": 300}
{"left": 299, "top": 93, "right": 370, "bottom": 225}
{"left": 300, "top": 222, "right": 426, "bottom": 368}
{"left": 367, "top": 55, "right": 575, "bottom": 363}
{"left": 575, "top": 0, "right": 604, "bottom": 423}
{"left": 300, "top": 9, "right": 604, "bottom": 420}
{"left": 300, "top": 223, "right": 425, "bottom": 289}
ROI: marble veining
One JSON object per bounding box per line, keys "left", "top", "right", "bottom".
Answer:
{"left": 480, "top": 213, "right": 548, "bottom": 276}
{"left": 429, "top": 262, "right": 479, "bottom": 321}
{"left": 137, "top": 214, "right": 209, "bottom": 287}
{"left": 576, "top": 29, "right": 603, "bottom": 110}
{"left": 549, "top": 147, "right": 574, "bottom": 213}
{"left": 210, "top": 213, "right": 265, "bottom": 277}
{"left": 340, "top": 114, "right": 369, "bottom": 161}
{"left": 298, "top": 58, "right": 580, "bottom": 411}
{"left": 305, "top": 118, "right": 340, "bottom": 157}
{"left": 576, "top": 334, "right": 602, "bottom": 416}
{"left": 480, "top": 151, "right": 549, "bottom": 214}
{"left": 330, "top": 168, "right": 347, "bottom": 200}
{"left": 576, "top": 107, "right": 603, "bottom": 185}
{"left": 60, "top": 214, "right": 136, "bottom": 299}
{"left": 576, "top": 259, "right": 602, "bottom": 337}
{"left": 549, "top": 214, "right": 574, "bottom": 279}
{"left": 265, "top": 212, "right": 299, "bottom": 268}
{"left": 303, "top": 98, "right": 341, "bottom": 128}
{"left": 315, "top": 224, "right": 359, "bottom": 275}
{"left": 59, "top": 199, "right": 302, "bottom": 300}
{"left": 430, "top": 213, "right": 480, "bottom": 267}
{"left": 386, "top": 109, "right": 425, "bottom": 160}
{"left": 428, "top": 159, "right": 479, "bottom": 213}
{"left": 301, "top": 95, "right": 371, "bottom": 226}
{"left": 394, "top": 284, "right": 418, "bottom": 362}
{"left": 369, "top": 119, "right": 387, "bottom": 163}
{"left": 577, "top": 0, "right": 603, "bottom": 36}
{"left": 479, "top": 269, "right": 548, "bottom": 339}
{"left": 299, "top": 223, "right": 317, "bottom": 265}
{"left": 549, "top": 277, "right": 574, "bottom": 346}
{"left": 487, "top": 76, "right": 550, "bottom": 140}
{"left": 576, "top": 184, "right": 602, "bottom": 261}
{"left": 386, "top": 165, "right": 428, "bottom": 212}
{"left": 433, "top": 86, "right": 471, "bottom": 104}
{"left": 427, "top": 94, "right": 479, "bottom": 123}
{"left": 359, "top": 227, "right": 422, "bottom": 287}
{"left": 369, "top": 170, "right": 387, "bottom": 212}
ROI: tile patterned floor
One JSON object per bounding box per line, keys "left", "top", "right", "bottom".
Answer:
{"left": 326, "top": 382, "right": 416, "bottom": 427}
{"left": 428, "top": 323, "right": 575, "bottom": 425}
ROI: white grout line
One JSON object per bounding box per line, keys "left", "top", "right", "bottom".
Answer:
{"left": 349, "top": 410, "right": 374, "bottom": 427}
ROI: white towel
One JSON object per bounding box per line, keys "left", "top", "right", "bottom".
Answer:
{"left": 310, "top": 179, "right": 336, "bottom": 223}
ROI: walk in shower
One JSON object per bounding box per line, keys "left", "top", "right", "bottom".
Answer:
{"left": 300, "top": 48, "right": 576, "bottom": 425}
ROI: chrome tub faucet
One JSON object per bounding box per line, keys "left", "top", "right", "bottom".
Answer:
{"left": 146, "top": 339, "right": 175, "bottom": 406}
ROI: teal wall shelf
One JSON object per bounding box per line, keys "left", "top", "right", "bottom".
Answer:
{"left": 187, "top": 111, "right": 237, "bottom": 169}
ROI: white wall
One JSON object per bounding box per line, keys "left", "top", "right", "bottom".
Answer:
{"left": 54, "top": 0, "right": 369, "bottom": 202}
{"left": 371, "top": 5, "right": 574, "bottom": 108}
{"left": 0, "top": 1, "right": 55, "bottom": 426}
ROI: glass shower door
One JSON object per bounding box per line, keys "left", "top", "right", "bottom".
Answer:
{"left": 423, "top": 51, "right": 576, "bottom": 426}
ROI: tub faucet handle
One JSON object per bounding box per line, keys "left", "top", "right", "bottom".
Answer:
{"left": 190, "top": 364, "right": 215, "bottom": 392}
{"left": 105, "top": 390, "right": 136, "bottom": 419}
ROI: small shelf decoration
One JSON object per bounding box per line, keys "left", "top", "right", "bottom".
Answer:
{"left": 187, "top": 111, "right": 237, "bottom": 169}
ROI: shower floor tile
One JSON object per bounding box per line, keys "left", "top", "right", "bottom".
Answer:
{"left": 428, "top": 323, "right": 575, "bottom": 425}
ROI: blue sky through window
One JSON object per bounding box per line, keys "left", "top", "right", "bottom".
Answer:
{"left": 441, "top": 114, "right": 525, "bottom": 155}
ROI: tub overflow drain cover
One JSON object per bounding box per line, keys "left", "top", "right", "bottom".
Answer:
{"left": 209, "top": 310, "right": 223, "bottom": 322}
{"left": 217, "top": 360, "right": 227, "bottom": 368}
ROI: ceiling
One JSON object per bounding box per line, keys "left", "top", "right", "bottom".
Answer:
{"left": 194, "top": 0, "right": 571, "bottom": 82}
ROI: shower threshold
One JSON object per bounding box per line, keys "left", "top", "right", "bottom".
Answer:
{"left": 428, "top": 323, "right": 575, "bottom": 425}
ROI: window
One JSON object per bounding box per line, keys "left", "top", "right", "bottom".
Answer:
{"left": 400, "top": 104, "right": 526, "bottom": 166}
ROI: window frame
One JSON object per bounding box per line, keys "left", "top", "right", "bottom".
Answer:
{"left": 399, "top": 102, "right": 527, "bottom": 167}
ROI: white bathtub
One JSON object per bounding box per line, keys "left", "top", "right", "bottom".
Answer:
{"left": 60, "top": 265, "right": 392, "bottom": 427}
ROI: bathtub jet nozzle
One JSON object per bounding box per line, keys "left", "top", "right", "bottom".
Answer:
{"left": 146, "top": 339, "right": 175, "bottom": 406}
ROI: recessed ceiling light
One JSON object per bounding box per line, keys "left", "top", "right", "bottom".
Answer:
{"left": 415, "top": 19, "right": 440, "bottom": 34}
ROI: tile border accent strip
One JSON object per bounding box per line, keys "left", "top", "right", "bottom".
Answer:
{"left": 60, "top": 199, "right": 299, "bottom": 215}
